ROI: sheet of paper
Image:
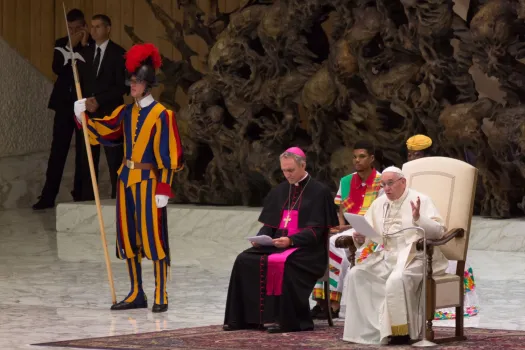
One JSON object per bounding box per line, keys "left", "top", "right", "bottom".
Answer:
{"left": 246, "top": 235, "right": 274, "bottom": 246}
{"left": 343, "top": 213, "right": 382, "bottom": 241}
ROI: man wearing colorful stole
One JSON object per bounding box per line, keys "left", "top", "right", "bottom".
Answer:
{"left": 342, "top": 166, "right": 448, "bottom": 345}
{"left": 73, "top": 43, "right": 184, "bottom": 313}
{"left": 311, "top": 140, "right": 382, "bottom": 319}
{"left": 223, "top": 147, "right": 338, "bottom": 333}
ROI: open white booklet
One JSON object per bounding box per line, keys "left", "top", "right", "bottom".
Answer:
{"left": 343, "top": 213, "right": 382, "bottom": 241}
{"left": 246, "top": 235, "right": 274, "bottom": 246}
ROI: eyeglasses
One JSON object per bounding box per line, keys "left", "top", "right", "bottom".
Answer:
{"left": 380, "top": 178, "right": 403, "bottom": 188}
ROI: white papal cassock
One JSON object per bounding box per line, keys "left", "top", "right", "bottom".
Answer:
{"left": 342, "top": 187, "right": 448, "bottom": 345}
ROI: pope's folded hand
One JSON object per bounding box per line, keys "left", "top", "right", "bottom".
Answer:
{"left": 353, "top": 232, "right": 366, "bottom": 245}
{"left": 272, "top": 237, "right": 291, "bottom": 249}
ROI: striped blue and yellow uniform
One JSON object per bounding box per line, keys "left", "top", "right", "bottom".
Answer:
{"left": 85, "top": 100, "right": 183, "bottom": 306}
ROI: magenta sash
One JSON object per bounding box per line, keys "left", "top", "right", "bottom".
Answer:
{"left": 266, "top": 210, "right": 300, "bottom": 296}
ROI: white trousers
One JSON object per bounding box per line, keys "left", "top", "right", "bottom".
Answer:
{"left": 342, "top": 249, "right": 446, "bottom": 344}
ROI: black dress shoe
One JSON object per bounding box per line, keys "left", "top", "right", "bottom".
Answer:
{"left": 388, "top": 335, "right": 411, "bottom": 345}
{"left": 32, "top": 198, "right": 55, "bottom": 210}
{"left": 223, "top": 323, "right": 265, "bottom": 331}
{"left": 110, "top": 299, "right": 148, "bottom": 311}
{"left": 267, "top": 325, "right": 313, "bottom": 333}
{"left": 152, "top": 303, "right": 168, "bottom": 313}
{"left": 70, "top": 191, "right": 78, "bottom": 201}
{"left": 310, "top": 304, "right": 324, "bottom": 319}
{"left": 267, "top": 325, "right": 284, "bottom": 333}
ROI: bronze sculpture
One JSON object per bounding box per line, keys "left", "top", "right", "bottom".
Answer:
{"left": 126, "top": 0, "right": 525, "bottom": 218}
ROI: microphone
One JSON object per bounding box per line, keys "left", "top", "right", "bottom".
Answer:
{"left": 383, "top": 203, "right": 390, "bottom": 219}
{"left": 408, "top": 226, "right": 438, "bottom": 347}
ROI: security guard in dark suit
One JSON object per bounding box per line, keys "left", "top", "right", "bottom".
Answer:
{"left": 33, "top": 9, "right": 93, "bottom": 210}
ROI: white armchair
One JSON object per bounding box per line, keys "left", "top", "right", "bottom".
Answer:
{"left": 402, "top": 156, "right": 478, "bottom": 343}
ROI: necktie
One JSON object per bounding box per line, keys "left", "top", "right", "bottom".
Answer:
{"left": 92, "top": 47, "right": 101, "bottom": 77}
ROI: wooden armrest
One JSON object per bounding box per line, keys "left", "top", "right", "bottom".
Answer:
{"left": 335, "top": 236, "right": 356, "bottom": 250}
{"left": 416, "top": 228, "right": 465, "bottom": 251}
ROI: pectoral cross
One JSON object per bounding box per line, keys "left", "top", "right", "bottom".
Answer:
{"left": 283, "top": 214, "right": 292, "bottom": 228}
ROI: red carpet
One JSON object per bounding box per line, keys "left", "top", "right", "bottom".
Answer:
{"left": 34, "top": 323, "right": 525, "bottom": 349}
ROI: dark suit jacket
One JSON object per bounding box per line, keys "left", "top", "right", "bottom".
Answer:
{"left": 79, "top": 40, "right": 128, "bottom": 118}
{"left": 48, "top": 36, "right": 93, "bottom": 112}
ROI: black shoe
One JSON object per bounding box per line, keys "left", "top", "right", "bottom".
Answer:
{"left": 310, "top": 304, "right": 324, "bottom": 319}
{"left": 267, "top": 325, "right": 313, "bottom": 333}
{"left": 312, "top": 306, "right": 339, "bottom": 319}
{"left": 32, "top": 198, "right": 55, "bottom": 210}
{"left": 388, "top": 335, "right": 411, "bottom": 345}
{"left": 152, "top": 303, "right": 168, "bottom": 313}
{"left": 71, "top": 190, "right": 81, "bottom": 202}
{"left": 110, "top": 298, "right": 148, "bottom": 311}
{"left": 223, "top": 324, "right": 265, "bottom": 331}
{"left": 267, "top": 326, "right": 284, "bottom": 333}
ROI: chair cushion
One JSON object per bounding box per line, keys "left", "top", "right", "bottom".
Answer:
{"left": 433, "top": 273, "right": 461, "bottom": 308}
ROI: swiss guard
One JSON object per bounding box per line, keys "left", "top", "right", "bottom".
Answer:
{"left": 74, "top": 43, "right": 184, "bottom": 313}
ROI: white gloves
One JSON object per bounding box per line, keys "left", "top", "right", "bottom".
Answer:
{"left": 155, "top": 195, "right": 169, "bottom": 208}
{"left": 74, "top": 98, "right": 87, "bottom": 122}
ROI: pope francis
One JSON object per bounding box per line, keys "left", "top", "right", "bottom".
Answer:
{"left": 342, "top": 166, "right": 448, "bottom": 345}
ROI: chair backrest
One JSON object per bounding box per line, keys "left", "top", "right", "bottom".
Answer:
{"left": 401, "top": 157, "right": 478, "bottom": 261}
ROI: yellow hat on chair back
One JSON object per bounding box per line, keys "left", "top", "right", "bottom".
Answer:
{"left": 406, "top": 134, "right": 432, "bottom": 151}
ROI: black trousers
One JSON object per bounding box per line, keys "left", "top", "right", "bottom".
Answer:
{"left": 40, "top": 107, "right": 82, "bottom": 203}
{"left": 76, "top": 133, "right": 123, "bottom": 200}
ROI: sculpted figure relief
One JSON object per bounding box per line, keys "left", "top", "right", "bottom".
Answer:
{"left": 128, "top": 0, "right": 525, "bottom": 217}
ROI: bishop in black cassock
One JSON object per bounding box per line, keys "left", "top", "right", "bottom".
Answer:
{"left": 223, "top": 147, "right": 338, "bottom": 333}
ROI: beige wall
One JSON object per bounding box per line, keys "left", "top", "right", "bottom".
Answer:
{"left": 0, "top": 0, "right": 55, "bottom": 81}
{"left": 0, "top": 0, "right": 244, "bottom": 207}
{"left": 0, "top": 0, "right": 242, "bottom": 101}
{"left": 0, "top": 36, "right": 113, "bottom": 209}
{"left": 0, "top": 37, "right": 55, "bottom": 157}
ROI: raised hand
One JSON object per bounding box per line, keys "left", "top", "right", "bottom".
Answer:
{"left": 69, "top": 31, "right": 83, "bottom": 48}
{"left": 410, "top": 196, "right": 421, "bottom": 221}
{"left": 80, "top": 27, "right": 89, "bottom": 46}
